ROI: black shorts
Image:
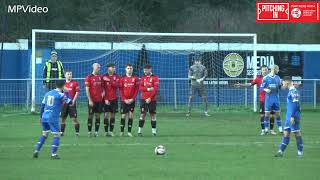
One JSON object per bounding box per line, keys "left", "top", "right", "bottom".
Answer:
{"left": 61, "top": 104, "right": 77, "bottom": 118}
{"left": 104, "top": 99, "right": 118, "bottom": 113}
{"left": 140, "top": 100, "right": 157, "bottom": 114}
{"left": 120, "top": 101, "right": 135, "bottom": 114}
{"left": 88, "top": 101, "right": 103, "bottom": 114}
{"left": 259, "top": 101, "right": 275, "bottom": 114}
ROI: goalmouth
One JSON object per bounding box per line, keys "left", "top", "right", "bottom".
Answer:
{"left": 31, "top": 29, "right": 258, "bottom": 113}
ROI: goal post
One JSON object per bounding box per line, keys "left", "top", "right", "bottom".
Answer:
{"left": 31, "top": 29, "right": 258, "bottom": 112}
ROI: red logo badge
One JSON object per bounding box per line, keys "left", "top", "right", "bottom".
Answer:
{"left": 257, "top": 1, "right": 319, "bottom": 23}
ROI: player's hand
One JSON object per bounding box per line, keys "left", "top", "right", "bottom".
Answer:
{"left": 146, "top": 98, "right": 151, "bottom": 104}
{"left": 189, "top": 76, "right": 195, "bottom": 80}
{"left": 103, "top": 77, "right": 110, "bottom": 81}
{"left": 125, "top": 99, "right": 130, "bottom": 104}
{"left": 105, "top": 100, "right": 110, "bottom": 105}
{"left": 125, "top": 99, "right": 132, "bottom": 104}
{"left": 39, "top": 118, "right": 42, "bottom": 124}
{"left": 282, "top": 80, "right": 289, "bottom": 86}
{"left": 196, "top": 79, "right": 203, "bottom": 83}
{"left": 71, "top": 99, "right": 76, "bottom": 106}
{"left": 88, "top": 100, "right": 94, "bottom": 107}
{"left": 234, "top": 82, "right": 241, "bottom": 88}
{"left": 264, "top": 88, "right": 271, "bottom": 93}
{"left": 290, "top": 117, "right": 295, "bottom": 125}
{"left": 147, "top": 87, "right": 154, "bottom": 91}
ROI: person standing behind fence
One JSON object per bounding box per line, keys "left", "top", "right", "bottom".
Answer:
{"left": 43, "top": 50, "right": 65, "bottom": 90}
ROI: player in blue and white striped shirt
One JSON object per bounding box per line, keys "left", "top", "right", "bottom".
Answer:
{"left": 33, "top": 80, "right": 72, "bottom": 159}
{"left": 275, "top": 76, "right": 303, "bottom": 157}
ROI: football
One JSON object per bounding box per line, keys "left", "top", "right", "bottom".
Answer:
{"left": 154, "top": 145, "right": 166, "bottom": 155}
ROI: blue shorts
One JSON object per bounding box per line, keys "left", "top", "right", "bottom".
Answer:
{"left": 284, "top": 114, "right": 301, "bottom": 132}
{"left": 265, "top": 100, "right": 280, "bottom": 112}
{"left": 41, "top": 121, "right": 60, "bottom": 134}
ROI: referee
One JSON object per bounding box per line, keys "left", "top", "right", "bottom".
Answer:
{"left": 43, "top": 50, "right": 65, "bottom": 90}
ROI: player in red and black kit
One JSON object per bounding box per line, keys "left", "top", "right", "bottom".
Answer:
{"left": 235, "top": 65, "right": 276, "bottom": 135}
{"left": 60, "top": 70, "right": 80, "bottom": 136}
{"left": 102, "top": 63, "right": 120, "bottom": 137}
{"left": 138, "top": 64, "right": 159, "bottom": 136}
{"left": 119, "top": 64, "right": 139, "bottom": 137}
{"left": 85, "top": 63, "right": 104, "bottom": 137}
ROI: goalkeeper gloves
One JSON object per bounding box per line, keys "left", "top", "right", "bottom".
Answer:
{"left": 189, "top": 76, "right": 195, "bottom": 79}
{"left": 196, "top": 78, "right": 204, "bottom": 83}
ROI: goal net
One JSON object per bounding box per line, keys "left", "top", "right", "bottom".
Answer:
{"left": 31, "top": 30, "right": 258, "bottom": 113}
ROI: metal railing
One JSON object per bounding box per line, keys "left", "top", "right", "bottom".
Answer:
{"left": 0, "top": 78, "right": 319, "bottom": 112}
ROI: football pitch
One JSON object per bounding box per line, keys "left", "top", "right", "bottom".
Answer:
{"left": 0, "top": 110, "right": 319, "bottom": 180}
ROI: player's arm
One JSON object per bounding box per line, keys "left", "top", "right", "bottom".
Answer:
{"left": 85, "top": 87, "right": 93, "bottom": 105}
{"left": 234, "top": 79, "right": 258, "bottom": 88}
{"left": 102, "top": 80, "right": 110, "bottom": 104}
{"left": 196, "top": 67, "right": 207, "bottom": 83}
{"left": 72, "top": 82, "right": 80, "bottom": 105}
{"left": 150, "top": 76, "right": 159, "bottom": 99}
{"left": 119, "top": 78, "right": 126, "bottom": 101}
{"left": 235, "top": 78, "right": 256, "bottom": 88}
{"left": 261, "top": 77, "right": 271, "bottom": 93}
{"left": 62, "top": 92, "right": 72, "bottom": 105}
{"left": 40, "top": 97, "right": 46, "bottom": 119}
{"left": 291, "top": 92, "right": 301, "bottom": 117}
{"left": 139, "top": 78, "right": 148, "bottom": 92}
{"left": 101, "top": 83, "right": 105, "bottom": 100}
{"left": 132, "top": 77, "right": 140, "bottom": 99}
{"left": 291, "top": 101, "right": 300, "bottom": 117}
{"left": 235, "top": 83, "right": 252, "bottom": 88}
{"left": 188, "top": 68, "right": 196, "bottom": 80}
{"left": 85, "top": 77, "right": 93, "bottom": 106}
{"left": 290, "top": 91, "right": 301, "bottom": 124}
{"left": 103, "top": 93, "right": 109, "bottom": 104}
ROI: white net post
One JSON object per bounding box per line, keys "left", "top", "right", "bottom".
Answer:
{"left": 253, "top": 34, "right": 258, "bottom": 112}
{"left": 31, "top": 30, "right": 36, "bottom": 112}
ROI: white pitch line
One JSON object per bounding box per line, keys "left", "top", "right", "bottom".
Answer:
{"left": 1, "top": 141, "right": 320, "bottom": 149}
{"left": 0, "top": 112, "right": 30, "bottom": 117}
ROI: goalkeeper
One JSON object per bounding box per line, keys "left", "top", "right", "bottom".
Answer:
{"left": 186, "top": 57, "right": 210, "bottom": 117}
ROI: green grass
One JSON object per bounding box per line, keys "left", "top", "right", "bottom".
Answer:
{"left": 0, "top": 110, "right": 319, "bottom": 180}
